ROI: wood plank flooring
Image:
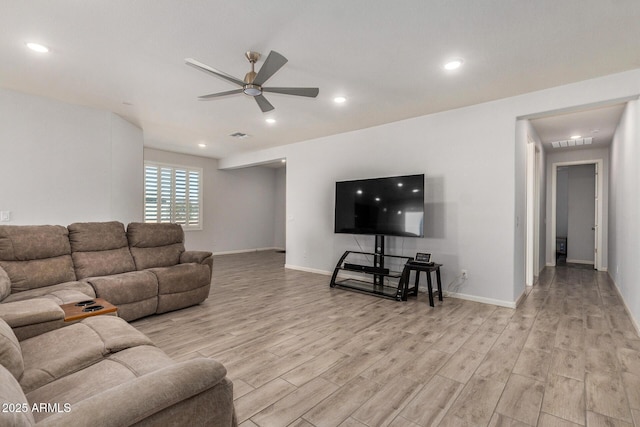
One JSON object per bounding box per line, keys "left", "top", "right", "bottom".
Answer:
{"left": 132, "top": 251, "right": 640, "bottom": 426}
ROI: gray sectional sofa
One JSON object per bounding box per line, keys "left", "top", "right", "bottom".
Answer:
{"left": 0, "top": 221, "right": 213, "bottom": 339}
{"left": 0, "top": 315, "right": 236, "bottom": 426}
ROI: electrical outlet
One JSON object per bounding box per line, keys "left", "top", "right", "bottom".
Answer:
{"left": 461, "top": 269, "right": 468, "bottom": 279}
{"left": 0, "top": 211, "right": 10, "bottom": 222}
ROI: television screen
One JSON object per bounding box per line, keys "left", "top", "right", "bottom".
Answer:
{"left": 334, "top": 174, "right": 424, "bottom": 237}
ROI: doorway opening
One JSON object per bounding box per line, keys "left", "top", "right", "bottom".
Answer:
{"left": 551, "top": 159, "right": 603, "bottom": 270}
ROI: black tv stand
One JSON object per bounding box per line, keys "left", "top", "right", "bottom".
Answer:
{"left": 330, "top": 235, "right": 412, "bottom": 301}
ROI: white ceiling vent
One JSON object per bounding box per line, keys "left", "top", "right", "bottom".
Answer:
{"left": 551, "top": 137, "right": 593, "bottom": 148}
{"left": 229, "top": 132, "right": 250, "bottom": 139}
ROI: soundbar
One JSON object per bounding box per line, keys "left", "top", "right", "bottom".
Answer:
{"left": 343, "top": 263, "right": 389, "bottom": 275}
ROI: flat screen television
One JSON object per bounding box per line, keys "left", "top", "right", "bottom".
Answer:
{"left": 334, "top": 174, "right": 424, "bottom": 237}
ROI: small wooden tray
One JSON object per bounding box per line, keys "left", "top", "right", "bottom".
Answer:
{"left": 61, "top": 298, "right": 117, "bottom": 322}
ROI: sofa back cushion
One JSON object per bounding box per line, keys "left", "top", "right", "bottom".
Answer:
{"left": 0, "top": 318, "right": 24, "bottom": 381}
{"left": 68, "top": 222, "right": 136, "bottom": 280}
{"left": 127, "top": 223, "right": 185, "bottom": 270}
{"left": 0, "top": 225, "right": 76, "bottom": 293}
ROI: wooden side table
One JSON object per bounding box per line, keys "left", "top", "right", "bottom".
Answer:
{"left": 400, "top": 262, "right": 443, "bottom": 307}
{"left": 60, "top": 298, "right": 118, "bottom": 322}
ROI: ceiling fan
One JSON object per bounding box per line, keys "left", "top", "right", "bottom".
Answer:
{"left": 185, "top": 51, "right": 319, "bottom": 113}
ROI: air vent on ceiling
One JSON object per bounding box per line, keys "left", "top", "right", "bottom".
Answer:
{"left": 551, "top": 137, "right": 593, "bottom": 149}
{"left": 229, "top": 132, "right": 250, "bottom": 139}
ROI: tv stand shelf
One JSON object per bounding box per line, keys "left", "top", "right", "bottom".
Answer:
{"left": 330, "top": 249, "right": 412, "bottom": 301}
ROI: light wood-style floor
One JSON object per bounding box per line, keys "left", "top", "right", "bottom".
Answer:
{"left": 132, "top": 251, "right": 640, "bottom": 427}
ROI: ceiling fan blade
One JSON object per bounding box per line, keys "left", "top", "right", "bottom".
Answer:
{"left": 263, "top": 87, "right": 319, "bottom": 98}
{"left": 254, "top": 95, "right": 275, "bottom": 112}
{"left": 252, "top": 51, "right": 288, "bottom": 86}
{"left": 185, "top": 58, "right": 245, "bottom": 87}
{"left": 198, "top": 89, "right": 244, "bottom": 99}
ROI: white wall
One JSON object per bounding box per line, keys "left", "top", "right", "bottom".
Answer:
{"left": 221, "top": 68, "right": 640, "bottom": 307}
{"left": 608, "top": 100, "right": 640, "bottom": 331}
{"left": 144, "top": 148, "right": 281, "bottom": 253}
{"left": 273, "top": 167, "right": 286, "bottom": 250}
{"left": 0, "top": 88, "right": 143, "bottom": 225}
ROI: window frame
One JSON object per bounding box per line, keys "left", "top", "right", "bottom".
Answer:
{"left": 143, "top": 161, "right": 203, "bottom": 231}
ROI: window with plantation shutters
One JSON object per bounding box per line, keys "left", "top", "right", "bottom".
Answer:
{"left": 144, "top": 162, "right": 202, "bottom": 230}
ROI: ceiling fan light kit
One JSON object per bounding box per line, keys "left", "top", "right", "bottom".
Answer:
{"left": 185, "top": 50, "right": 319, "bottom": 113}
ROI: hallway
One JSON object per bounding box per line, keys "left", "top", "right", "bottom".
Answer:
{"left": 525, "top": 264, "right": 640, "bottom": 425}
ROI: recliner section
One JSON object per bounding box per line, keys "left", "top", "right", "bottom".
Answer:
{"left": 0, "top": 221, "right": 213, "bottom": 337}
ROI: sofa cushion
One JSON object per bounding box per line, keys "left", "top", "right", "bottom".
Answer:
{"left": 19, "top": 322, "right": 105, "bottom": 393}
{"left": 25, "top": 346, "right": 175, "bottom": 423}
{"left": 0, "top": 225, "right": 76, "bottom": 293}
{"left": 68, "top": 221, "right": 129, "bottom": 252}
{"left": 3, "top": 281, "right": 95, "bottom": 304}
{"left": 0, "top": 266, "right": 10, "bottom": 301}
{"left": 72, "top": 247, "right": 137, "bottom": 280}
{"left": 127, "top": 223, "right": 185, "bottom": 270}
{"left": 19, "top": 316, "right": 154, "bottom": 394}
{"left": 0, "top": 299, "right": 64, "bottom": 329}
{"left": 1, "top": 256, "right": 76, "bottom": 293}
{"left": 0, "top": 225, "right": 71, "bottom": 261}
{"left": 149, "top": 263, "right": 211, "bottom": 295}
{"left": 81, "top": 316, "right": 154, "bottom": 353}
{"left": 87, "top": 271, "right": 158, "bottom": 306}
{"left": 0, "top": 318, "right": 24, "bottom": 381}
{"left": 0, "top": 365, "right": 35, "bottom": 426}
{"left": 68, "top": 221, "right": 137, "bottom": 280}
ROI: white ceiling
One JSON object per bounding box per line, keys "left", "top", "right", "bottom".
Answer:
{"left": 530, "top": 103, "right": 627, "bottom": 152}
{"left": 2, "top": 1, "right": 640, "bottom": 159}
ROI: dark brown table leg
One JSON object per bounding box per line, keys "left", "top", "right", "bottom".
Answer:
{"left": 435, "top": 267, "right": 443, "bottom": 301}
{"left": 425, "top": 270, "right": 434, "bottom": 307}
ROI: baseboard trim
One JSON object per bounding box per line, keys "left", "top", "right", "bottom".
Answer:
{"left": 608, "top": 272, "right": 640, "bottom": 337}
{"left": 284, "top": 264, "right": 332, "bottom": 276}
{"left": 213, "top": 247, "right": 284, "bottom": 256}
{"left": 515, "top": 289, "right": 528, "bottom": 308}
{"left": 286, "top": 264, "right": 518, "bottom": 308}
{"left": 442, "top": 291, "right": 517, "bottom": 309}
{"left": 566, "top": 259, "right": 594, "bottom": 265}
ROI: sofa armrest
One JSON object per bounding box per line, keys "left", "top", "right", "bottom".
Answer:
{"left": 180, "top": 250, "right": 212, "bottom": 265}
{"left": 0, "top": 299, "right": 64, "bottom": 328}
{"left": 181, "top": 251, "right": 213, "bottom": 280}
{"left": 40, "top": 358, "right": 230, "bottom": 427}
{"left": 0, "top": 265, "right": 11, "bottom": 302}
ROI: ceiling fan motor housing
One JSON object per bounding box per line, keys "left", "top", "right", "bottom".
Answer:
{"left": 243, "top": 83, "right": 262, "bottom": 96}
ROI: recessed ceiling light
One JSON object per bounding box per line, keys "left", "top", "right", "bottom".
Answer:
{"left": 444, "top": 58, "right": 464, "bottom": 70}
{"left": 265, "top": 118, "right": 276, "bottom": 124}
{"left": 333, "top": 96, "right": 346, "bottom": 104}
{"left": 570, "top": 135, "right": 582, "bottom": 139}
{"left": 281, "top": 159, "right": 286, "bottom": 163}
{"left": 198, "top": 143, "right": 207, "bottom": 148}
{"left": 26, "top": 42, "right": 49, "bottom": 53}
